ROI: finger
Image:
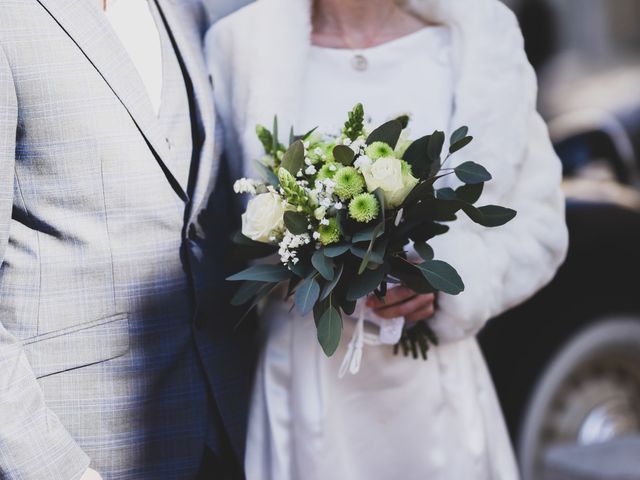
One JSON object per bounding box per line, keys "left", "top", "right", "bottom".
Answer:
{"left": 366, "top": 286, "right": 415, "bottom": 309}
{"left": 405, "top": 303, "right": 436, "bottom": 323}
{"left": 374, "top": 293, "right": 434, "bottom": 319}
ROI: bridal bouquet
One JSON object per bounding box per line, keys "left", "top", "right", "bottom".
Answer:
{"left": 228, "top": 104, "right": 516, "bottom": 360}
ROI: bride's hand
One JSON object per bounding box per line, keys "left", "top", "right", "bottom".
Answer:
{"left": 365, "top": 286, "right": 436, "bottom": 323}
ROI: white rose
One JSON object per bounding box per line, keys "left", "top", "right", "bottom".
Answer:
{"left": 361, "top": 157, "right": 418, "bottom": 207}
{"left": 241, "top": 192, "right": 286, "bottom": 243}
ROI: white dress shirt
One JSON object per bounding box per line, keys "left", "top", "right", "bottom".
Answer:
{"left": 104, "top": 0, "right": 163, "bottom": 115}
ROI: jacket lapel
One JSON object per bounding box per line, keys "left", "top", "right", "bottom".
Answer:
{"left": 36, "top": 0, "right": 188, "bottom": 201}
{"left": 155, "top": 0, "right": 217, "bottom": 222}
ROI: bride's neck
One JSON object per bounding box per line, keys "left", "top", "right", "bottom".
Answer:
{"left": 312, "top": 0, "right": 425, "bottom": 48}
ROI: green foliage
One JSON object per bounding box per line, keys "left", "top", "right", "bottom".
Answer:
{"left": 415, "top": 260, "right": 464, "bottom": 295}
{"left": 343, "top": 103, "right": 365, "bottom": 141}
{"left": 455, "top": 161, "right": 492, "bottom": 184}
{"left": 366, "top": 120, "right": 403, "bottom": 149}
{"left": 311, "top": 250, "right": 334, "bottom": 281}
{"left": 284, "top": 211, "right": 308, "bottom": 235}
{"left": 295, "top": 275, "right": 321, "bottom": 316}
{"left": 227, "top": 264, "right": 292, "bottom": 283}
{"left": 317, "top": 302, "right": 342, "bottom": 356}
{"left": 281, "top": 140, "right": 305, "bottom": 176}
{"left": 333, "top": 145, "right": 355, "bottom": 166}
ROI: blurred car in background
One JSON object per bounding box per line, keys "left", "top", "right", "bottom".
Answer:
{"left": 482, "top": 1, "right": 640, "bottom": 479}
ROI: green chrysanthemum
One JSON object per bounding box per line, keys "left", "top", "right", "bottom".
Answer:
{"left": 400, "top": 159, "right": 414, "bottom": 175}
{"left": 334, "top": 166, "right": 365, "bottom": 200}
{"left": 318, "top": 218, "right": 341, "bottom": 245}
{"left": 365, "top": 141, "right": 394, "bottom": 160}
{"left": 317, "top": 163, "right": 338, "bottom": 180}
{"left": 349, "top": 193, "right": 380, "bottom": 223}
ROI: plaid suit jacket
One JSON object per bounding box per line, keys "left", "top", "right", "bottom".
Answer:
{"left": 0, "top": 1, "right": 256, "bottom": 478}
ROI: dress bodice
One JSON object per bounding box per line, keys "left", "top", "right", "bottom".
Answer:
{"left": 299, "top": 26, "right": 454, "bottom": 140}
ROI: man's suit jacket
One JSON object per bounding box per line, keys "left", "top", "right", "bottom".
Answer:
{"left": 0, "top": 1, "right": 255, "bottom": 478}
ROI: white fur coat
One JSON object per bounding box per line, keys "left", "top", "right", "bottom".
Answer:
{"left": 206, "top": 0, "right": 569, "bottom": 343}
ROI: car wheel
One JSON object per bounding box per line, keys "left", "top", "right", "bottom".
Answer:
{"left": 518, "top": 317, "right": 640, "bottom": 480}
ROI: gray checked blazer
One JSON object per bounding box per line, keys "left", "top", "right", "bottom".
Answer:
{"left": 0, "top": 1, "right": 256, "bottom": 479}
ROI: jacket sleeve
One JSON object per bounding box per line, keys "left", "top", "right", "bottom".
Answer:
{"left": 0, "top": 44, "right": 90, "bottom": 480}
{"left": 428, "top": 111, "right": 569, "bottom": 343}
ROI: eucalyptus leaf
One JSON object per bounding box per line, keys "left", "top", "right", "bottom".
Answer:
{"left": 436, "top": 187, "right": 456, "bottom": 200}
{"left": 295, "top": 276, "right": 321, "bottom": 316}
{"left": 402, "top": 135, "right": 432, "bottom": 178}
{"left": 352, "top": 222, "right": 384, "bottom": 243}
{"left": 324, "top": 244, "right": 350, "bottom": 258}
{"left": 284, "top": 211, "right": 308, "bottom": 235}
{"left": 227, "top": 264, "right": 291, "bottom": 283}
{"left": 450, "top": 126, "right": 469, "bottom": 145}
{"left": 346, "top": 265, "right": 386, "bottom": 301}
{"left": 317, "top": 306, "right": 342, "bottom": 356}
{"left": 416, "top": 260, "right": 464, "bottom": 295}
{"left": 366, "top": 120, "right": 403, "bottom": 149}
{"left": 427, "top": 131, "right": 445, "bottom": 163}
{"left": 281, "top": 140, "right": 305, "bottom": 175}
{"left": 342, "top": 299, "right": 357, "bottom": 316}
{"left": 449, "top": 136, "right": 473, "bottom": 154}
{"left": 311, "top": 250, "right": 334, "bottom": 281}
{"left": 454, "top": 161, "right": 492, "bottom": 184}
{"left": 456, "top": 183, "right": 484, "bottom": 204}
{"left": 333, "top": 145, "right": 355, "bottom": 166}
{"left": 413, "top": 242, "right": 435, "bottom": 261}
{"left": 474, "top": 205, "right": 517, "bottom": 227}
{"left": 320, "top": 262, "right": 343, "bottom": 300}
{"left": 230, "top": 281, "right": 265, "bottom": 306}
{"left": 253, "top": 161, "right": 279, "bottom": 187}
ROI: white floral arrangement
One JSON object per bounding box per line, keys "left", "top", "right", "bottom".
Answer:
{"left": 228, "top": 104, "right": 516, "bottom": 359}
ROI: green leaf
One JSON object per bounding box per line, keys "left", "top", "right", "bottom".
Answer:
{"left": 272, "top": 116, "right": 279, "bottom": 156}
{"left": 427, "top": 131, "right": 445, "bottom": 163}
{"left": 450, "top": 126, "right": 469, "bottom": 145}
{"left": 454, "top": 161, "right": 492, "bottom": 184}
{"left": 357, "top": 223, "right": 386, "bottom": 274}
{"left": 289, "top": 259, "right": 314, "bottom": 279}
{"left": 416, "top": 260, "right": 464, "bottom": 295}
{"left": 343, "top": 103, "right": 365, "bottom": 141}
{"left": 455, "top": 183, "right": 484, "bottom": 204}
{"left": 253, "top": 161, "right": 279, "bottom": 187}
{"left": 256, "top": 125, "right": 274, "bottom": 154}
{"left": 472, "top": 205, "right": 517, "bottom": 227}
{"left": 350, "top": 244, "right": 384, "bottom": 264}
{"left": 333, "top": 145, "right": 355, "bottom": 166}
{"left": 284, "top": 211, "right": 308, "bottom": 235}
{"left": 402, "top": 135, "right": 432, "bottom": 179}
{"left": 436, "top": 187, "right": 456, "bottom": 200}
{"left": 394, "top": 114, "right": 410, "bottom": 129}
{"left": 324, "top": 244, "right": 350, "bottom": 258}
{"left": 317, "top": 305, "right": 342, "bottom": 356}
{"left": 230, "top": 281, "right": 265, "bottom": 306}
{"left": 346, "top": 265, "right": 386, "bottom": 301}
{"left": 342, "top": 299, "right": 357, "bottom": 316}
{"left": 227, "top": 264, "right": 291, "bottom": 282}
{"left": 311, "top": 250, "right": 334, "bottom": 281}
{"left": 281, "top": 140, "right": 305, "bottom": 175}
{"left": 295, "top": 276, "right": 320, "bottom": 316}
{"left": 389, "top": 257, "right": 435, "bottom": 294}
{"left": 320, "top": 262, "right": 343, "bottom": 300}
{"left": 352, "top": 223, "right": 384, "bottom": 243}
{"left": 366, "top": 120, "right": 403, "bottom": 149}
{"left": 449, "top": 136, "right": 473, "bottom": 154}
{"left": 413, "top": 242, "right": 434, "bottom": 261}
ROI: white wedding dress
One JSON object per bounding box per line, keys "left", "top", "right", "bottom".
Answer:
{"left": 244, "top": 27, "right": 520, "bottom": 480}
